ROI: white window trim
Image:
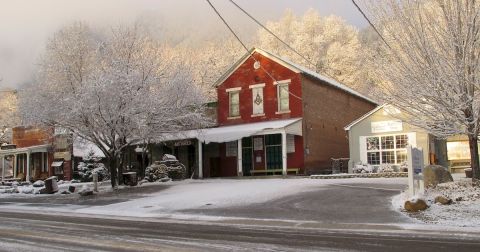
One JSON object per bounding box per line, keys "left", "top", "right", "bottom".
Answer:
{"left": 251, "top": 113, "right": 265, "bottom": 118}
{"left": 228, "top": 89, "right": 240, "bottom": 118}
{"left": 249, "top": 83, "right": 265, "bottom": 89}
{"left": 226, "top": 87, "right": 242, "bottom": 92}
{"left": 277, "top": 82, "right": 290, "bottom": 113}
{"left": 365, "top": 133, "right": 411, "bottom": 165}
{"left": 273, "top": 79, "right": 291, "bottom": 85}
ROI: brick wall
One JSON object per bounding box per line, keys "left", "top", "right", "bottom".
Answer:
{"left": 301, "top": 76, "right": 377, "bottom": 174}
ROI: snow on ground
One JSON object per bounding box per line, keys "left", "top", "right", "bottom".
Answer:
{"left": 0, "top": 177, "right": 407, "bottom": 219}
{"left": 77, "top": 177, "right": 407, "bottom": 217}
{"left": 392, "top": 174, "right": 480, "bottom": 227}
{"left": 0, "top": 180, "right": 115, "bottom": 198}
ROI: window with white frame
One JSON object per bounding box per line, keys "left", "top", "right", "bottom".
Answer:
{"left": 228, "top": 90, "right": 240, "bottom": 117}
{"left": 249, "top": 83, "right": 265, "bottom": 116}
{"left": 277, "top": 82, "right": 290, "bottom": 112}
{"left": 366, "top": 134, "right": 409, "bottom": 165}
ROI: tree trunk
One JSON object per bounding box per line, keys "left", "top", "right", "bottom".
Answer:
{"left": 467, "top": 134, "right": 480, "bottom": 181}
{"left": 109, "top": 156, "right": 117, "bottom": 188}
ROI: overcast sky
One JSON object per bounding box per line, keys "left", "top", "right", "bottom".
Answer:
{"left": 0, "top": 0, "right": 367, "bottom": 88}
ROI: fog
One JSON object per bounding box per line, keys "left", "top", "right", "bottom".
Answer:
{"left": 0, "top": 0, "right": 367, "bottom": 88}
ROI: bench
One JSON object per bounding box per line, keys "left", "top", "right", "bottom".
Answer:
{"left": 449, "top": 159, "right": 470, "bottom": 174}
{"left": 250, "top": 168, "right": 300, "bottom": 175}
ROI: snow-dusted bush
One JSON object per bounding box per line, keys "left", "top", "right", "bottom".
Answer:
{"left": 353, "top": 163, "right": 373, "bottom": 173}
{"left": 377, "top": 163, "right": 395, "bottom": 173}
{"left": 144, "top": 154, "right": 187, "bottom": 182}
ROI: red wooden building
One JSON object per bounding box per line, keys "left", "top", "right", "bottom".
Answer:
{"left": 0, "top": 126, "right": 73, "bottom": 181}
{"left": 156, "top": 48, "right": 377, "bottom": 177}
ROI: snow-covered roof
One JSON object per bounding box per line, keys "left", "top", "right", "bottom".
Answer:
{"left": 153, "top": 118, "right": 302, "bottom": 144}
{"left": 0, "top": 144, "right": 50, "bottom": 155}
{"left": 73, "top": 139, "right": 105, "bottom": 158}
{"left": 214, "top": 47, "right": 377, "bottom": 105}
{"left": 198, "top": 118, "right": 302, "bottom": 144}
{"left": 344, "top": 104, "right": 386, "bottom": 131}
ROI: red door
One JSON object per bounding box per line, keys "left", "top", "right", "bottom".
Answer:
{"left": 252, "top": 136, "right": 265, "bottom": 170}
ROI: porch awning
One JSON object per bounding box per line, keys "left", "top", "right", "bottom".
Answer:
{"left": 51, "top": 161, "right": 63, "bottom": 167}
{"left": 0, "top": 144, "right": 50, "bottom": 156}
{"left": 197, "top": 118, "right": 302, "bottom": 144}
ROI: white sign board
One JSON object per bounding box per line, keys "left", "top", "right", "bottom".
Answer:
{"left": 371, "top": 120, "right": 403, "bottom": 133}
{"left": 407, "top": 145, "right": 424, "bottom": 196}
{"left": 254, "top": 137, "right": 263, "bottom": 151}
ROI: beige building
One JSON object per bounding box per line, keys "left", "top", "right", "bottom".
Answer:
{"left": 345, "top": 105, "right": 450, "bottom": 173}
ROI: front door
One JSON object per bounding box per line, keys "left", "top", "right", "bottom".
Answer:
{"left": 265, "top": 134, "right": 282, "bottom": 170}
{"left": 241, "top": 137, "right": 253, "bottom": 176}
{"left": 252, "top": 136, "right": 265, "bottom": 170}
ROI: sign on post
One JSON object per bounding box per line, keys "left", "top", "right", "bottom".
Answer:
{"left": 407, "top": 145, "right": 424, "bottom": 196}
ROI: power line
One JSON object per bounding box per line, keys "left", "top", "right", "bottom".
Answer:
{"left": 205, "top": 0, "right": 302, "bottom": 101}
{"left": 351, "top": 0, "right": 391, "bottom": 49}
{"left": 228, "top": 0, "right": 318, "bottom": 70}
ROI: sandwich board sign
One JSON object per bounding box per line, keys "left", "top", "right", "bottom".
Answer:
{"left": 407, "top": 145, "right": 424, "bottom": 196}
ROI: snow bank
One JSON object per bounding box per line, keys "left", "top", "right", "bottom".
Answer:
{"left": 392, "top": 180, "right": 480, "bottom": 227}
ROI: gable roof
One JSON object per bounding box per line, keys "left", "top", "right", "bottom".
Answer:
{"left": 214, "top": 47, "right": 377, "bottom": 105}
{"left": 344, "top": 104, "right": 386, "bottom": 131}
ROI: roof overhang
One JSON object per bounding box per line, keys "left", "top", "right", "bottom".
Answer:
{"left": 153, "top": 118, "right": 303, "bottom": 144}
{"left": 0, "top": 144, "right": 50, "bottom": 156}
{"left": 198, "top": 118, "right": 302, "bottom": 144}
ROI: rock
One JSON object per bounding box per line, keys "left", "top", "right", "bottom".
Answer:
{"left": 79, "top": 190, "right": 94, "bottom": 196}
{"left": 423, "top": 165, "right": 453, "bottom": 188}
{"left": 33, "top": 180, "right": 45, "bottom": 188}
{"left": 68, "top": 186, "right": 76, "bottom": 193}
{"left": 434, "top": 195, "right": 452, "bottom": 205}
{"left": 404, "top": 198, "right": 429, "bottom": 212}
{"left": 39, "top": 188, "right": 48, "bottom": 194}
{"left": 456, "top": 197, "right": 463, "bottom": 202}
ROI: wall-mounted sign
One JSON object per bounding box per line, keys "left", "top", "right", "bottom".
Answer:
{"left": 371, "top": 120, "right": 403, "bottom": 133}
{"left": 174, "top": 140, "right": 192, "bottom": 147}
{"left": 254, "top": 137, "right": 263, "bottom": 151}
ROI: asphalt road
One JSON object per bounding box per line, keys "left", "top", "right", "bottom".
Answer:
{"left": 0, "top": 180, "right": 479, "bottom": 251}
{"left": 0, "top": 211, "right": 479, "bottom": 252}
{"left": 181, "top": 182, "right": 410, "bottom": 224}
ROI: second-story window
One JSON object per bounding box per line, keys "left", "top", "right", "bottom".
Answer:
{"left": 227, "top": 87, "right": 241, "bottom": 118}
{"left": 276, "top": 80, "right": 290, "bottom": 113}
{"left": 249, "top": 83, "right": 265, "bottom": 116}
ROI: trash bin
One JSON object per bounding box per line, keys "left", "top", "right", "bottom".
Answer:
{"left": 123, "top": 172, "right": 137, "bottom": 186}
{"left": 45, "top": 176, "right": 59, "bottom": 194}
{"left": 465, "top": 168, "right": 473, "bottom": 178}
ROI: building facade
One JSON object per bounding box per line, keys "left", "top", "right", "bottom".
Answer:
{"left": 345, "top": 105, "right": 450, "bottom": 172}
{"left": 146, "top": 48, "right": 377, "bottom": 177}
{"left": 0, "top": 126, "right": 73, "bottom": 181}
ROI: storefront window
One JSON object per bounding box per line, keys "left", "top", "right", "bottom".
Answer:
{"left": 367, "top": 152, "right": 380, "bottom": 165}
{"left": 366, "top": 134, "right": 409, "bottom": 164}
{"left": 367, "top": 137, "right": 379, "bottom": 150}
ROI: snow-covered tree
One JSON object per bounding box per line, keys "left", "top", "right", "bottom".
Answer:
{"left": 180, "top": 39, "right": 245, "bottom": 100}
{"left": 360, "top": 0, "right": 480, "bottom": 181}
{"left": 0, "top": 90, "right": 21, "bottom": 144}
{"left": 20, "top": 22, "right": 209, "bottom": 188}
{"left": 256, "top": 9, "right": 367, "bottom": 92}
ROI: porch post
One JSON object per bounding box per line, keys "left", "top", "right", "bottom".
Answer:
{"left": 237, "top": 139, "right": 243, "bottom": 176}
{"left": 281, "top": 131, "right": 287, "bottom": 176}
{"left": 1, "top": 156, "right": 4, "bottom": 181}
{"left": 26, "top": 152, "right": 30, "bottom": 182}
{"left": 13, "top": 154, "right": 17, "bottom": 178}
{"left": 197, "top": 140, "right": 203, "bottom": 179}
